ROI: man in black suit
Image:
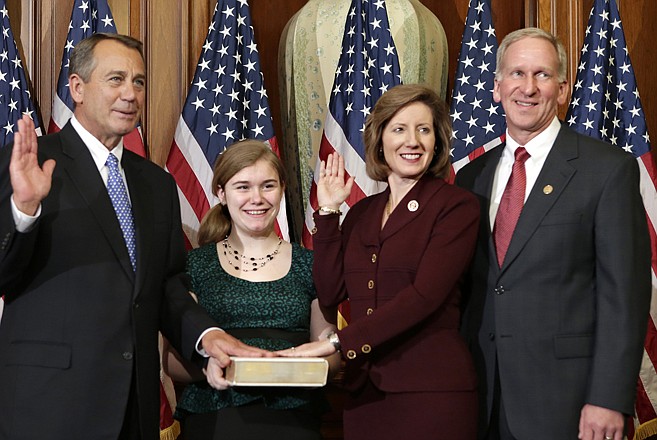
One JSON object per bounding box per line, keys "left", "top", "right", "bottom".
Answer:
{"left": 456, "top": 28, "right": 651, "bottom": 440}
{"left": 0, "top": 33, "right": 267, "bottom": 439}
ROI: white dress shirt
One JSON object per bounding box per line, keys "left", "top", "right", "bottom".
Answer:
{"left": 489, "top": 116, "right": 562, "bottom": 229}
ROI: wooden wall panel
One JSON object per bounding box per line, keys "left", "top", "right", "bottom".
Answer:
{"left": 619, "top": 0, "right": 657, "bottom": 155}
{"left": 108, "top": 0, "right": 131, "bottom": 35}
{"left": 188, "top": 0, "right": 212, "bottom": 80}
{"left": 143, "top": 0, "right": 188, "bottom": 164}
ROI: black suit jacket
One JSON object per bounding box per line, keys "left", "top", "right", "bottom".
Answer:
{"left": 0, "top": 123, "right": 215, "bottom": 439}
{"left": 456, "top": 125, "right": 651, "bottom": 439}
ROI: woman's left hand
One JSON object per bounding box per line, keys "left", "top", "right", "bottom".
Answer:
{"left": 276, "top": 340, "right": 337, "bottom": 358}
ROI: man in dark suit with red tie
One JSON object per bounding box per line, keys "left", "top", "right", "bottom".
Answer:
{"left": 0, "top": 33, "right": 267, "bottom": 439}
{"left": 456, "top": 28, "right": 651, "bottom": 440}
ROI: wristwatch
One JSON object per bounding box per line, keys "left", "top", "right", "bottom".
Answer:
{"left": 326, "top": 331, "right": 341, "bottom": 351}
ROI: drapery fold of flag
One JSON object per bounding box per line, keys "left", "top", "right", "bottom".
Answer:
{"left": 301, "top": 0, "right": 402, "bottom": 249}
{"left": 0, "top": 0, "right": 42, "bottom": 147}
{"left": 565, "top": 1, "right": 657, "bottom": 438}
{"left": 166, "top": 0, "right": 288, "bottom": 249}
{"left": 48, "top": 0, "right": 146, "bottom": 158}
{"left": 159, "top": 375, "right": 180, "bottom": 440}
{"left": 449, "top": 0, "right": 504, "bottom": 177}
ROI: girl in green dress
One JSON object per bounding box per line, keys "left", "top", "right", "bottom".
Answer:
{"left": 163, "top": 140, "right": 339, "bottom": 440}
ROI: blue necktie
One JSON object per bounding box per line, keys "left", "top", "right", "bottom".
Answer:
{"left": 105, "top": 153, "right": 137, "bottom": 271}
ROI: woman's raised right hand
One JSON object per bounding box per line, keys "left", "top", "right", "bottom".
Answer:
{"left": 316, "top": 153, "right": 354, "bottom": 211}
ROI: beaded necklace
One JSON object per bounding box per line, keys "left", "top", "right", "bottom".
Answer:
{"left": 222, "top": 237, "right": 282, "bottom": 272}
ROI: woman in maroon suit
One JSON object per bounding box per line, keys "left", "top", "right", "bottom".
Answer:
{"left": 278, "top": 84, "right": 480, "bottom": 439}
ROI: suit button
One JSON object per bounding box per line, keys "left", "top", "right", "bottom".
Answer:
{"left": 1, "top": 232, "right": 10, "bottom": 249}
{"left": 346, "top": 350, "right": 357, "bottom": 359}
{"left": 122, "top": 352, "right": 133, "bottom": 361}
{"left": 311, "top": 227, "right": 317, "bottom": 235}
{"left": 134, "top": 302, "right": 140, "bottom": 309}
{"left": 488, "top": 333, "right": 495, "bottom": 341}
{"left": 366, "top": 308, "right": 374, "bottom": 315}
{"left": 361, "top": 344, "right": 371, "bottom": 354}
{"left": 495, "top": 285, "right": 505, "bottom": 295}
{"left": 367, "top": 280, "right": 374, "bottom": 289}
{"left": 371, "top": 253, "right": 377, "bottom": 263}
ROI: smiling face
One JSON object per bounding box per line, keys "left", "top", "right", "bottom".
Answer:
{"left": 493, "top": 36, "right": 569, "bottom": 145}
{"left": 69, "top": 39, "right": 145, "bottom": 149}
{"left": 217, "top": 159, "right": 284, "bottom": 238}
{"left": 381, "top": 101, "right": 436, "bottom": 183}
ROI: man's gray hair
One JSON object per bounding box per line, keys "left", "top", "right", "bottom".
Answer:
{"left": 495, "top": 27, "right": 567, "bottom": 82}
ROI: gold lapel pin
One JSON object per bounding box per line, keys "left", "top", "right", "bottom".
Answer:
{"left": 543, "top": 185, "right": 554, "bottom": 195}
{"left": 407, "top": 200, "right": 419, "bottom": 212}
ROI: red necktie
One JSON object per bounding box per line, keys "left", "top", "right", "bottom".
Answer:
{"left": 494, "top": 147, "right": 530, "bottom": 267}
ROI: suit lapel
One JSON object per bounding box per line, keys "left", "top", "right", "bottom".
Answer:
{"left": 473, "top": 145, "right": 504, "bottom": 235}
{"left": 58, "top": 124, "right": 136, "bottom": 282}
{"left": 472, "top": 144, "right": 505, "bottom": 272}
{"left": 380, "top": 176, "right": 441, "bottom": 242}
{"left": 500, "top": 126, "right": 578, "bottom": 272}
{"left": 357, "top": 189, "right": 388, "bottom": 247}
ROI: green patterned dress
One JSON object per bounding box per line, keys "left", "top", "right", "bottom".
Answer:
{"left": 175, "top": 241, "right": 326, "bottom": 418}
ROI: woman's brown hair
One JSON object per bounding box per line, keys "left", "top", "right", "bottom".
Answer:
{"left": 363, "top": 84, "right": 452, "bottom": 181}
{"left": 197, "top": 140, "right": 286, "bottom": 246}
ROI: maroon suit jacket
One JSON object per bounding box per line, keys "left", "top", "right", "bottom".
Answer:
{"left": 313, "top": 175, "right": 479, "bottom": 393}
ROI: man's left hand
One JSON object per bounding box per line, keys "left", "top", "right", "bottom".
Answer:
{"left": 201, "top": 330, "right": 273, "bottom": 368}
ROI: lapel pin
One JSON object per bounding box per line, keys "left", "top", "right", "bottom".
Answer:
{"left": 543, "top": 185, "right": 554, "bottom": 195}
{"left": 407, "top": 200, "right": 419, "bottom": 212}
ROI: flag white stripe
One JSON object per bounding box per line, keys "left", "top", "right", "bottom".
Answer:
{"left": 452, "top": 136, "right": 504, "bottom": 174}
{"left": 323, "top": 111, "right": 387, "bottom": 197}
{"left": 638, "top": 159, "right": 657, "bottom": 232}
{"left": 51, "top": 94, "right": 74, "bottom": 129}
{"left": 173, "top": 119, "right": 218, "bottom": 207}
{"left": 176, "top": 186, "right": 202, "bottom": 249}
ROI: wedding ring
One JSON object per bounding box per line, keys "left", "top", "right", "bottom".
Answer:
{"left": 291, "top": 346, "right": 296, "bottom": 351}
{"left": 605, "top": 436, "right": 613, "bottom": 440}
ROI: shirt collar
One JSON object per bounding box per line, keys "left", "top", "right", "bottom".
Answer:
{"left": 503, "top": 116, "right": 561, "bottom": 163}
{"left": 70, "top": 115, "right": 125, "bottom": 171}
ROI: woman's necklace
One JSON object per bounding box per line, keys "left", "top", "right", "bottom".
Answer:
{"left": 222, "top": 237, "right": 283, "bottom": 272}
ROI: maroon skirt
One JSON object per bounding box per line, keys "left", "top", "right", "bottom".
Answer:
{"left": 343, "top": 380, "right": 477, "bottom": 440}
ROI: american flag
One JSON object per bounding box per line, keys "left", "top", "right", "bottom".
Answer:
{"left": 449, "top": 0, "right": 505, "bottom": 176}
{"left": 565, "top": 0, "right": 657, "bottom": 437}
{"left": 166, "top": 0, "right": 287, "bottom": 248}
{"left": 48, "top": 0, "right": 146, "bottom": 157}
{"left": 302, "top": 0, "right": 402, "bottom": 248}
{"left": 0, "top": 0, "right": 41, "bottom": 147}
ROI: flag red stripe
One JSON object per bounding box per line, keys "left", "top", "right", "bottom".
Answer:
{"left": 167, "top": 142, "right": 211, "bottom": 222}
{"left": 638, "top": 318, "right": 657, "bottom": 421}
{"left": 123, "top": 128, "right": 147, "bottom": 158}
{"left": 637, "top": 151, "right": 657, "bottom": 427}
{"left": 48, "top": 119, "right": 61, "bottom": 135}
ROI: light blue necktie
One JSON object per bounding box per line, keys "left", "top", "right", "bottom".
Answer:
{"left": 105, "top": 153, "right": 137, "bottom": 271}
